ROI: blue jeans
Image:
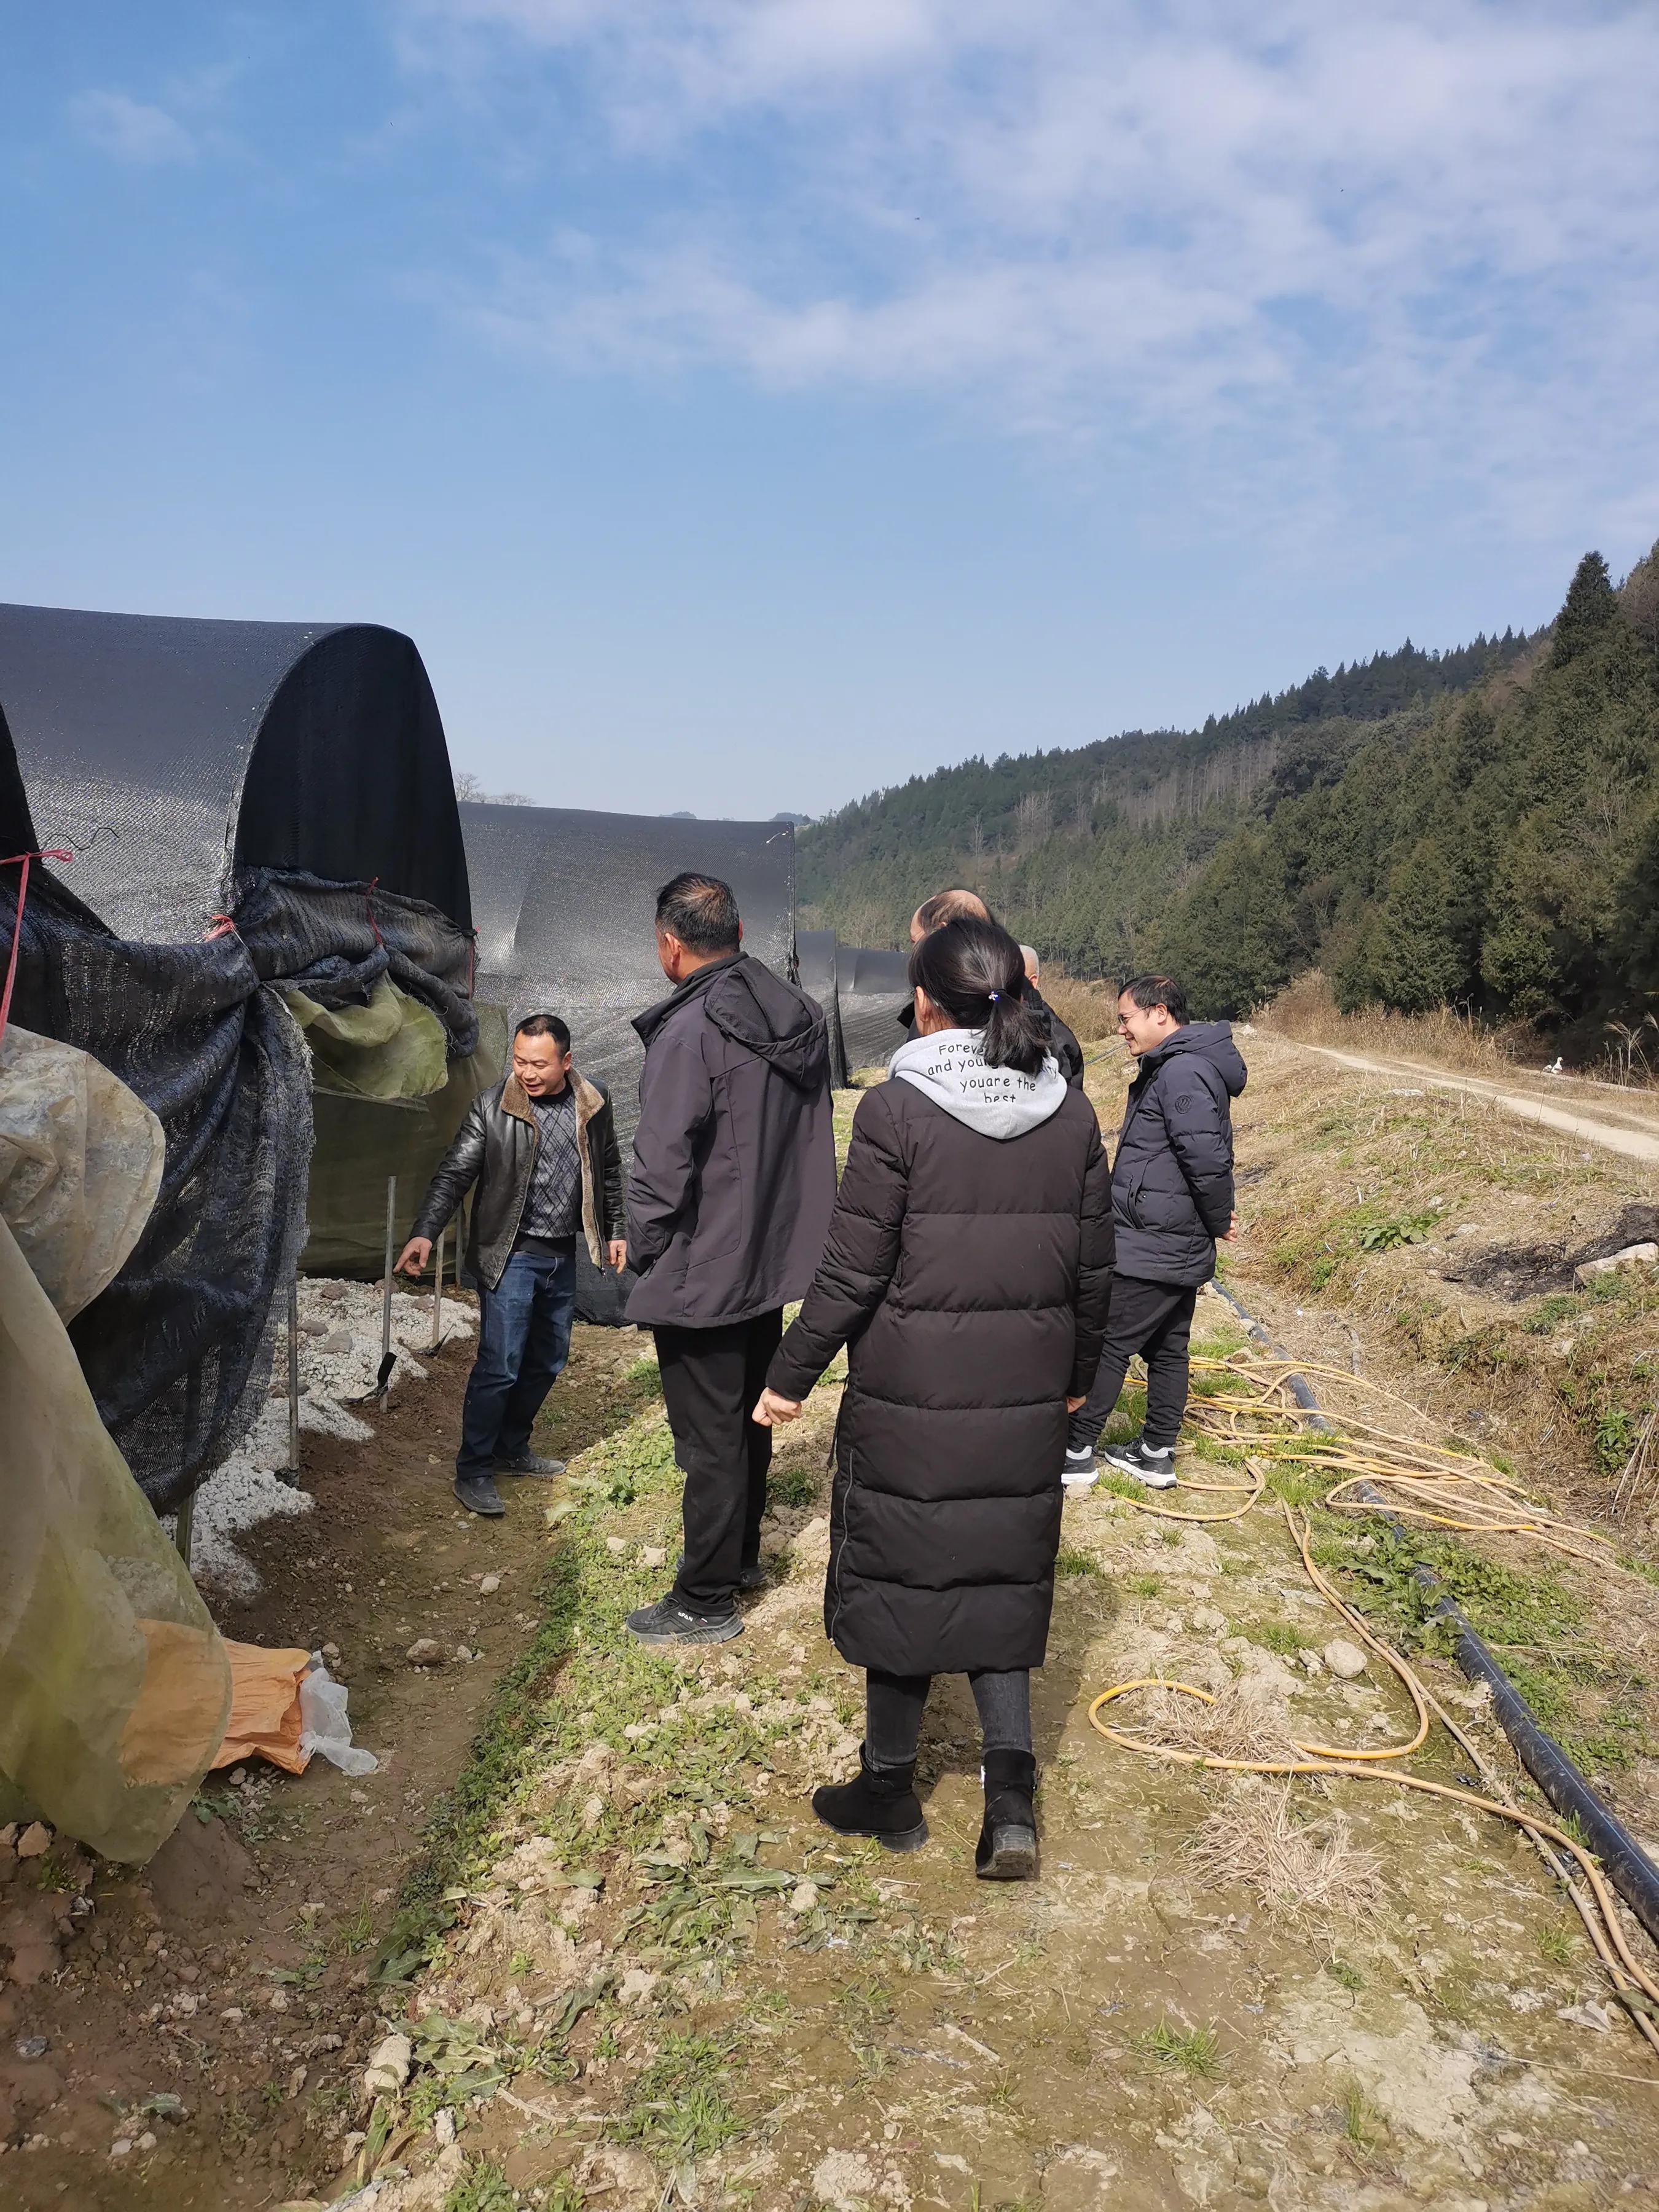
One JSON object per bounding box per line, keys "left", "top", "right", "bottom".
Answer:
{"left": 457, "top": 1241, "right": 577, "bottom": 1477}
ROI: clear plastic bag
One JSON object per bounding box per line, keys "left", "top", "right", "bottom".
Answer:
{"left": 297, "top": 1655, "right": 379, "bottom": 1776}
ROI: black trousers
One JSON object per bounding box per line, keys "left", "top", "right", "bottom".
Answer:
{"left": 1069, "top": 1276, "right": 1198, "bottom": 1454}
{"left": 656, "top": 1309, "right": 783, "bottom": 1611}
{"left": 865, "top": 1668, "right": 1032, "bottom": 1768}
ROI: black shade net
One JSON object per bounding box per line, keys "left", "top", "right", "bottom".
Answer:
{"left": 834, "top": 944, "right": 911, "bottom": 1074}
{"left": 0, "top": 604, "right": 480, "bottom": 1508}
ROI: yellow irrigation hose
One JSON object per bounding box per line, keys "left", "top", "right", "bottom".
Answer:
{"left": 1086, "top": 1500, "right": 1659, "bottom": 2045}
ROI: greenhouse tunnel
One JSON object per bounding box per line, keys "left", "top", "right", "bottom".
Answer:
{"left": 834, "top": 943, "right": 912, "bottom": 1073}
{"left": 0, "top": 602, "right": 489, "bottom": 1508}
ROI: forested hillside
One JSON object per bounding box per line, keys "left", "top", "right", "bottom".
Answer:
{"left": 798, "top": 546, "right": 1659, "bottom": 1044}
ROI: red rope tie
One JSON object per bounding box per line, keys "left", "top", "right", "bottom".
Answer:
{"left": 0, "top": 850, "right": 74, "bottom": 1046}
{"left": 203, "top": 912, "right": 239, "bottom": 941}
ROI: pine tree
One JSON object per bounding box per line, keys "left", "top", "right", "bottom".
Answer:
{"left": 1549, "top": 551, "right": 1618, "bottom": 669}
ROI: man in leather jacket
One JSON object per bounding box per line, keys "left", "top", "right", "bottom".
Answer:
{"left": 398, "top": 1014, "right": 626, "bottom": 1516}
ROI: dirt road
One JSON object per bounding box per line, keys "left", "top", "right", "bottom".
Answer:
{"left": 1281, "top": 1040, "right": 1659, "bottom": 1167}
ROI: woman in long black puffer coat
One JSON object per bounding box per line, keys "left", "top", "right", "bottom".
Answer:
{"left": 753, "top": 917, "right": 1114, "bottom": 1878}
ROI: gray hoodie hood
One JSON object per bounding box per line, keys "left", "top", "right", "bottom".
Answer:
{"left": 888, "top": 1027, "right": 1067, "bottom": 1140}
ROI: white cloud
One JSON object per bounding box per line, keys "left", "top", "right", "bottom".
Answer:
{"left": 69, "top": 88, "right": 197, "bottom": 166}
{"left": 393, "top": 1, "right": 1659, "bottom": 550}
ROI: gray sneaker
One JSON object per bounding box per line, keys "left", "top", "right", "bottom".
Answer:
{"left": 1099, "top": 1437, "right": 1179, "bottom": 1490}
{"left": 454, "top": 1473, "right": 506, "bottom": 1517}
{"left": 1062, "top": 1446, "right": 1099, "bottom": 1489}
{"left": 493, "top": 1453, "right": 566, "bottom": 1477}
{"left": 625, "top": 1594, "right": 743, "bottom": 1646}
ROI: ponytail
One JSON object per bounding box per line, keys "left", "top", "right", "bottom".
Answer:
{"left": 908, "top": 917, "right": 1051, "bottom": 1077}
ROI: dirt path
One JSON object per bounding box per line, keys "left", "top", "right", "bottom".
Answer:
{"left": 1280, "top": 1040, "right": 1659, "bottom": 1167}
{"left": 0, "top": 1313, "right": 660, "bottom": 2210}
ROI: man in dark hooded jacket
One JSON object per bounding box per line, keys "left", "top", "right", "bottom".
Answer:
{"left": 1064, "top": 973, "right": 1247, "bottom": 1490}
{"left": 624, "top": 873, "right": 836, "bottom": 1645}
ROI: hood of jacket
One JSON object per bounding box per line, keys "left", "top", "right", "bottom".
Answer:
{"left": 633, "top": 951, "right": 829, "bottom": 1092}
{"left": 1136, "top": 1020, "right": 1248, "bottom": 1099}
{"left": 888, "top": 1027, "right": 1066, "bottom": 1140}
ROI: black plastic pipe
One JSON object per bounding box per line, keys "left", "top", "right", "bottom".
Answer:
{"left": 1208, "top": 1280, "right": 1659, "bottom": 1949}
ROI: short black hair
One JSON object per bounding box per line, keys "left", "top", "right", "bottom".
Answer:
{"left": 1120, "top": 973, "right": 1190, "bottom": 1024}
{"left": 656, "top": 872, "right": 740, "bottom": 955}
{"left": 515, "top": 1012, "right": 571, "bottom": 1049}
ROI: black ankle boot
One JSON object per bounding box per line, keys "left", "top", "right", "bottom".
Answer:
{"left": 975, "top": 1748, "right": 1038, "bottom": 1880}
{"left": 812, "top": 1745, "right": 928, "bottom": 1853}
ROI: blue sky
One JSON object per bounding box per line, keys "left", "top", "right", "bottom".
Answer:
{"left": 5, "top": 2, "right": 1658, "bottom": 820}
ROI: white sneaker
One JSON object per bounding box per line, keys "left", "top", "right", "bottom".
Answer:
{"left": 1062, "top": 1446, "right": 1099, "bottom": 1489}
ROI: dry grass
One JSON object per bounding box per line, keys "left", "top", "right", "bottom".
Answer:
{"left": 1258, "top": 973, "right": 1542, "bottom": 1078}
{"left": 1188, "top": 1778, "right": 1386, "bottom": 1924}
{"left": 1039, "top": 968, "right": 1122, "bottom": 1047}
{"left": 1142, "top": 1678, "right": 1299, "bottom": 1764}
{"left": 1260, "top": 972, "right": 1659, "bottom": 1092}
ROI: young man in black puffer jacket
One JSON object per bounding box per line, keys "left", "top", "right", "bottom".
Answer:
{"left": 1064, "top": 973, "right": 1246, "bottom": 1491}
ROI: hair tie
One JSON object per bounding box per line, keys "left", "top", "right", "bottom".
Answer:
{"left": 987, "top": 990, "right": 1000, "bottom": 1003}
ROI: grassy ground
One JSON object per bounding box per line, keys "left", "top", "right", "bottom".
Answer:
{"left": 319, "top": 1294, "right": 1659, "bottom": 2207}
{"left": 248, "top": 1031, "right": 1659, "bottom": 2211}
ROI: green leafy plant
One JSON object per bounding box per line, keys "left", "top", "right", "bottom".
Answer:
{"left": 1132, "top": 2020, "right": 1223, "bottom": 2077}
{"left": 1356, "top": 1211, "right": 1438, "bottom": 1252}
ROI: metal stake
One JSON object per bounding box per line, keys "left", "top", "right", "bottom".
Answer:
{"left": 286, "top": 1269, "right": 301, "bottom": 1479}
{"left": 377, "top": 1175, "right": 398, "bottom": 1397}
{"left": 431, "top": 1226, "right": 445, "bottom": 1351}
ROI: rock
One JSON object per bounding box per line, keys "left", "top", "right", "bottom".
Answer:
{"left": 111, "top": 2138, "right": 133, "bottom": 2158}
{"left": 321, "top": 1642, "right": 341, "bottom": 1661}
{"left": 813, "top": 2151, "right": 882, "bottom": 2212}
{"left": 406, "top": 1639, "right": 448, "bottom": 1667}
{"left": 1298, "top": 1649, "right": 1324, "bottom": 1676}
{"left": 618, "top": 1967, "right": 657, "bottom": 2006}
{"left": 433, "top": 2108, "right": 456, "bottom": 2146}
{"left": 15, "top": 1824, "right": 50, "bottom": 1861}
{"left": 1575, "top": 1241, "right": 1658, "bottom": 1288}
{"left": 641, "top": 1545, "right": 668, "bottom": 1570}
{"left": 605, "top": 1537, "right": 628, "bottom": 1555}
{"left": 478, "top": 1574, "right": 501, "bottom": 1595}
{"left": 363, "top": 2031, "right": 413, "bottom": 2096}
{"left": 14, "top": 2037, "right": 48, "bottom": 2060}
{"left": 1190, "top": 1604, "right": 1226, "bottom": 1632}
{"left": 0, "top": 1824, "right": 17, "bottom": 1857}
{"left": 455, "top": 1645, "right": 476, "bottom": 1663}
{"left": 319, "top": 1331, "right": 353, "bottom": 1355}
{"left": 788, "top": 1880, "right": 820, "bottom": 1915}
{"left": 1323, "top": 1639, "right": 1368, "bottom": 1681}
{"left": 317, "top": 1282, "right": 348, "bottom": 1301}
{"left": 137, "top": 2132, "right": 157, "bottom": 2152}
{"left": 300, "top": 1318, "right": 329, "bottom": 1338}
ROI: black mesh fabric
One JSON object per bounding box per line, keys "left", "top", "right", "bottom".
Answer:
{"left": 836, "top": 945, "right": 911, "bottom": 1073}
{"left": 459, "top": 802, "right": 796, "bottom": 1322}
{"left": 2, "top": 866, "right": 311, "bottom": 1512}
{"left": 794, "top": 929, "right": 848, "bottom": 1088}
{"left": 235, "top": 869, "right": 479, "bottom": 1056}
{"left": 0, "top": 606, "right": 480, "bottom": 1505}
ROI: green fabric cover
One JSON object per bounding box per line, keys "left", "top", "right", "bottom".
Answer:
{"left": 283, "top": 975, "right": 450, "bottom": 1102}
{"left": 299, "top": 1005, "right": 508, "bottom": 1276}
